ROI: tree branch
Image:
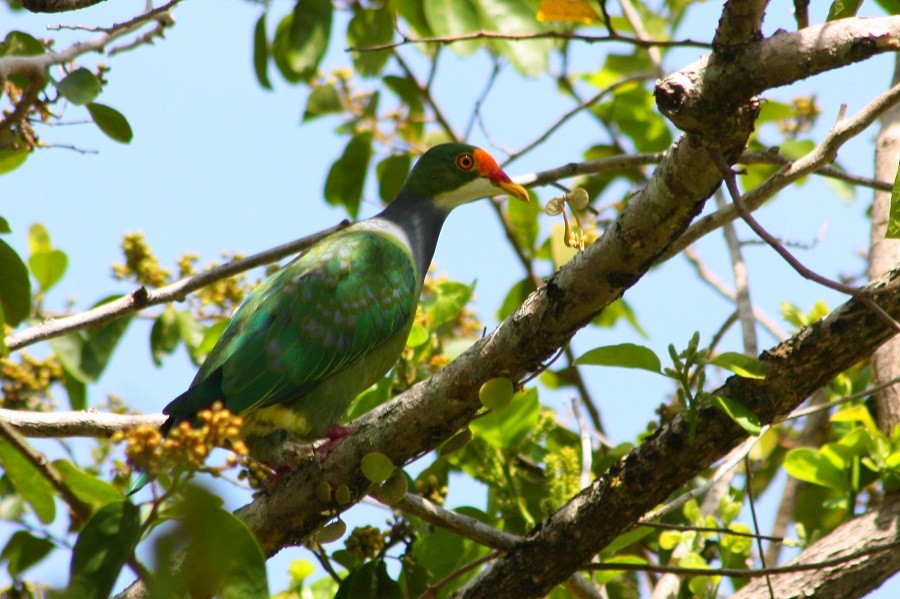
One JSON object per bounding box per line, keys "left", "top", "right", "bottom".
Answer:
{"left": 19, "top": 0, "right": 108, "bottom": 12}
{"left": 0, "top": 408, "right": 165, "bottom": 437}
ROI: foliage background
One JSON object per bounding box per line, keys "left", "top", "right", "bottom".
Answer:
{"left": 0, "top": 0, "right": 899, "bottom": 597}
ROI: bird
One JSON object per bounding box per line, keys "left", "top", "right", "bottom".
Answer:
{"left": 129, "top": 143, "right": 529, "bottom": 494}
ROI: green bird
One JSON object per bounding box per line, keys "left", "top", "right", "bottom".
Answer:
{"left": 130, "top": 143, "right": 528, "bottom": 493}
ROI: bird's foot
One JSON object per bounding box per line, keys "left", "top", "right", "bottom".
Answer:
{"left": 316, "top": 424, "right": 353, "bottom": 457}
{"left": 262, "top": 463, "right": 295, "bottom": 488}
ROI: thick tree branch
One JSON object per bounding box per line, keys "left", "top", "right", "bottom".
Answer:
{"left": 731, "top": 493, "right": 900, "bottom": 599}
{"left": 19, "top": 0, "right": 107, "bottom": 12}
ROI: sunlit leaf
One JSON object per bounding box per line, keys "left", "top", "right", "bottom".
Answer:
{"left": 0, "top": 435, "right": 56, "bottom": 524}
{"left": 830, "top": 404, "right": 880, "bottom": 435}
{"left": 376, "top": 153, "right": 411, "bottom": 204}
{"left": 196, "top": 318, "right": 228, "bottom": 357}
{"left": 29, "top": 249, "right": 67, "bottom": 292}
{"left": 253, "top": 12, "right": 272, "bottom": 90}
{"left": 50, "top": 295, "right": 132, "bottom": 382}
{"left": 470, "top": 387, "right": 539, "bottom": 447}
{"left": 427, "top": 280, "right": 474, "bottom": 327}
{"left": 710, "top": 352, "right": 767, "bottom": 379}
{"left": 0, "top": 31, "right": 44, "bottom": 57}
{"left": 272, "top": 0, "right": 332, "bottom": 82}
{"left": 347, "top": 7, "right": 394, "bottom": 77}
{"left": 592, "top": 298, "right": 647, "bottom": 337}
{"left": 887, "top": 162, "right": 900, "bottom": 238}
{"left": 784, "top": 447, "right": 850, "bottom": 492}
{"left": 56, "top": 68, "right": 102, "bottom": 105}
{"left": 712, "top": 395, "right": 762, "bottom": 435}
{"left": 67, "top": 501, "right": 141, "bottom": 599}
{"left": 507, "top": 187, "right": 540, "bottom": 251}
{"left": 875, "top": 0, "right": 900, "bottom": 14}
{"left": 0, "top": 239, "right": 31, "bottom": 326}
{"left": 574, "top": 343, "right": 662, "bottom": 373}
{"left": 827, "top": 0, "right": 863, "bottom": 20}
{"left": 87, "top": 103, "right": 133, "bottom": 144}
{"left": 325, "top": 132, "right": 373, "bottom": 218}
{"left": 423, "top": 0, "right": 481, "bottom": 55}
{"left": 536, "top": 0, "right": 599, "bottom": 23}
{"left": 54, "top": 460, "right": 122, "bottom": 512}
{"left": 497, "top": 277, "right": 532, "bottom": 321}
{"left": 303, "top": 84, "right": 342, "bottom": 121}
{"left": 476, "top": 0, "right": 552, "bottom": 76}
{"left": 0, "top": 149, "right": 28, "bottom": 175}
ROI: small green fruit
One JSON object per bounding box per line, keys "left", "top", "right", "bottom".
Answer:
{"left": 335, "top": 484, "right": 352, "bottom": 505}
{"left": 377, "top": 470, "right": 408, "bottom": 505}
{"left": 315, "top": 519, "right": 347, "bottom": 544}
{"left": 479, "top": 377, "right": 514, "bottom": 411}
{"left": 315, "top": 481, "right": 332, "bottom": 503}
{"left": 361, "top": 452, "right": 394, "bottom": 483}
{"left": 439, "top": 428, "right": 472, "bottom": 456}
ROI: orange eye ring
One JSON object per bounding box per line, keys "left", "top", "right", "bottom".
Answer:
{"left": 456, "top": 153, "right": 475, "bottom": 171}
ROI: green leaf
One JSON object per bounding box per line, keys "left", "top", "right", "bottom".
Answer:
{"left": 29, "top": 249, "right": 68, "bottom": 292}
{"left": 497, "top": 277, "right": 531, "bottom": 321}
{"left": 470, "top": 386, "right": 539, "bottom": 448}
{"left": 596, "top": 84, "right": 672, "bottom": 152}
{"left": 875, "top": 0, "right": 900, "bottom": 14}
{"left": 176, "top": 308, "right": 205, "bottom": 363}
{"left": 62, "top": 368, "right": 87, "bottom": 411}
{"left": 27, "top": 223, "right": 50, "bottom": 254}
{"left": 86, "top": 103, "right": 133, "bottom": 144}
{"left": 710, "top": 352, "right": 767, "bottom": 379}
{"left": 0, "top": 149, "right": 29, "bottom": 175}
{"left": 428, "top": 280, "right": 474, "bottom": 327}
{"left": 376, "top": 154, "right": 411, "bottom": 204}
{"left": 272, "top": 0, "right": 332, "bottom": 83}
{"left": 53, "top": 460, "right": 122, "bottom": 512}
{"left": 784, "top": 447, "right": 850, "bottom": 492}
{"left": 887, "top": 161, "right": 900, "bottom": 238}
{"left": 56, "top": 68, "right": 102, "bottom": 105}
{"left": 50, "top": 296, "right": 132, "bottom": 382}
{"left": 506, "top": 186, "right": 539, "bottom": 251}
{"left": 592, "top": 298, "right": 647, "bottom": 337}
{"left": 67, "top": 501, "right": 141, "bottom": 599}
{"left": 196, "top": 318, "right": 228, "bottom": 357}
{"left": 0, "top": 435, "right": 56, "bottom": 524}
{"left": 827, "top": 0, "right": 863, "bottom": 20}
{"left": 0, "top": 31, "right": 45, "bottom": 57}
{"left": 303, "top": 84, "right": 342, "bottom": 121}
{"left": 252, "top": 12, "right": 272, "bottom": 90}
{"left": 824, "top": 174, "right": 855, "bottom": 202}
{"left": 0, "top": 217, "right": 10, "bottom": 234}
{"left": 324, "top": 132, "right": 373, "bottom": 218}
{"left": 712, "top": 396, "right": 762, "bottom": 435}
{"left": 574, "top": 343, "right": 661, "bottom": 373}
{"left": 0, "top": 239, "right": 31, "bottom": 327}
{"left": 394, "top": 0, "right": 434, "bottom": 37}
{"left": 347, "top": 7, "right": 394, "bottom": 77}
{"left": 475, "top": 0, "right": 551, "bottom": 76}
{"left": 756, "top": 99, "right": 795, "bottom": 123}
{"left": 1, "top": 530, "right": 55, "bottom": 577}
{"left": 152, "top": 486, "right": 268, "bottom": 598}
{"left": 423, "top": 0, "right": 481, "bottom": 55}
{"left": 405, "top": 322, "right": 428, "bottom": 348}
{"left": 150, "top": 306, "right": 180, "bottom": 366}
{"left": 383, "top": 75, "right": 425, "bottom": 141}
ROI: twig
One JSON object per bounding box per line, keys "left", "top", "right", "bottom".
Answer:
{"left": 0, "top": 408, "right": 165, "bottom": 437}
{"left": 642, "top": 521, "right": 785, "bottom": 544}
{"left": 682, "top": 246, "right": 787, "bottom": 341}
{"left": 419, "top": 552, "right": 498, "bottom": 599}
{"left": 348, "top": 31, "right": 711, "bottom": 54}
{"left": 582, "top": 540, "right": 900, "bottom": 577}
{"left": 0, "top": 417, "right": 92, "bottom": 521}
{"left": 571, "top": 398, "right": 592, "bottom": 490}
{"left": 392, "top": 50, "right": 458, "bottom": 142}
{"left": 619, "top": 0, "right": 665, "bottom": 78}
{"left": 710, "top": 148, "right": 900, "bottom": 332}
{"left": 4, "top": 221, "right": 349, "bottom": 352}
{"left": 715, "top": 189, "right": 758, "bottom": 355}
{"left": 666, "top": 79, "right": 900, "bottom": 260}
{"left": 785, "top": 376, "right": 900, "bottom": 420}
{"left": 744, "top": 456, "right": 775, "bottom": 597}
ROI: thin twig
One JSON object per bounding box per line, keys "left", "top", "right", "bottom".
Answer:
{"left": 744, "top": 456, "right": 775, "bottom": 597}
{"left": 4, "top": 222, "right": 348, "bottom": 352}
{"left": 581, "top": 540, "right": 900, "bottom": 577}
{"left": 571, "top": 397, "right": 593, "bottom": 490}
{"left": 711, "top": 149, "right": 900, "bottom": 332}
{"left": 348, "top": 31, "right": 711, "bottom": 54}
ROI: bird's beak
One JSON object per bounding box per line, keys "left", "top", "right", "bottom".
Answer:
{"left": 474, "top": 148, "right": 530, "bottom": 203}
{"left": 488, "top": 169, "right": 530, "bottom": 203}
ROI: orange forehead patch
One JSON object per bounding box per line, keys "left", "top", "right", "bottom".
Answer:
{"left": 472, "top": 148, "right": 500, "bottom": 177}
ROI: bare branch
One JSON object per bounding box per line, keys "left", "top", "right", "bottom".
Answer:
{"left": 0, "top": 408, "right": 165, "bottom": 437}
{"left": 3, "top": 222, "right": 348, "bottom": 352}
{"left": 19, "top": 0, "right": 108, "bottom": 12}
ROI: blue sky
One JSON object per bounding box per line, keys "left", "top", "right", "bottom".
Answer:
{"left": 1, "top": 0, "right": 898, "bottom": 596}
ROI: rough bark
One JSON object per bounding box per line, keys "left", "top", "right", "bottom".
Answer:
{"left": 869, "top": 53, "right": 900, "bottom": 435}
{"left": 731, "top": 493, "right": 900, "bottom": 599}
{"left": 19, "top": 0, "right": 108, "bottom": 12}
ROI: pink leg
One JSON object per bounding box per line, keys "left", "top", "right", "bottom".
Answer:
{"left": 317, "top": 424, "right": 352, "bottom": 456}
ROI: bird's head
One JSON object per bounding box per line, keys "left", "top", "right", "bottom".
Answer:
{"left": 402, "top": 143, "right": 530, "bottom": 211}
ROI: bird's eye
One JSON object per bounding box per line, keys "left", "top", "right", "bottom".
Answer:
{"left": 456, "top": 153, "right": 475, "bottom": 171}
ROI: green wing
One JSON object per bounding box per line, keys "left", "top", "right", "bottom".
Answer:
{"left": 163, "top": 228, "right": 417, "bottom": 424}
